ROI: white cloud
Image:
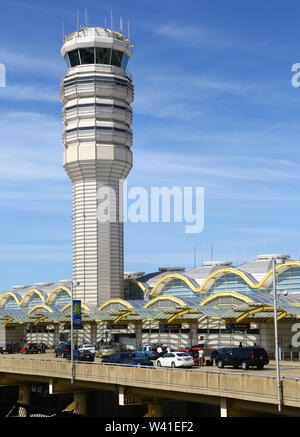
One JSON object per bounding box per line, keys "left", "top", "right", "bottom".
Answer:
{"left": 0, "top": 111, "right": 64, "bottom": 181}
{"left": 0, "top": 84, "right": 59, "bottom": 102}
{"left": 0, "top": 47, "right": 64, "bottom": 75}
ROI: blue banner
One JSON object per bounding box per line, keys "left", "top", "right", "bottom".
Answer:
{"left": 73, "top": 300, "right": 82, "bottom": 328}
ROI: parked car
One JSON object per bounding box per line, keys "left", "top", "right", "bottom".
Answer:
{"left": 54, "top": 343, "right": 71, "bottom": 358}
{"left": 133, "top": 345, "right": 159, "bottom": 360}
{"left": 36, "top": 342, "right": 47, "bottom": 353}
{"left": 178, "top": 347, "right": 202, "bottom": 366}
{"left": 156, "top": 352, "right": 194, "bottom": 368}
{"left": 20, "top": 342, "right": 39, "bottom": 354}
{"left": 78, "top": 343, "right": 96, "bottom": 354}
{"left": 96, "top": 345, "right": 117, "bottom": 358}
{"left": 101, "top": 352, "right": 134, "bottom": 364}
{"left": 65, "top": 349, "right": 95, "bottom": 362}
{"left": 0, "top": 343, "right": 13, "bottom": 354}
{"left": 125, "top": 357, "right": 153, "bottom": 367}
{"left": 214, "top": 347, "right": 269, "bottom": 370}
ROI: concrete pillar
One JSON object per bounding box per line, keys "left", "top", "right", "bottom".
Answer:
{"left": 90, "top": 323, "right": 98, "bottom": 345}
{"left": 145, "top": 402, "right": 162, "bottom": 417}
{"left": 220, "top": 398, "right": 227, "bottom": 417}
{"left": 189, "top": 323, "right": 198, "bottom": 347}
{"left": 74, "top": 392, "right": 87, "bottom": 416}
{"left": 53, "top": 324, "right": 60, "bottom": 347}
{"left": 135, "top": 322, "right": 143, "bottom": 349}
{"left": 18, "top": 384, "right": 30, "bottom": 417}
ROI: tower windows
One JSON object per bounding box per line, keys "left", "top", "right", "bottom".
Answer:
{"left": 96, "top": 47, "right": 111, "bottom": 64}
{"left": 121, "top": 54, "right": 129, "bottom": 71}
{"left": 79, "top": 47, "right": 95, "bottom": 64}
{"left": 68, "top": 49, "right": 80, "bottom": 67}
{"left": 111, "top": 50, "right": 123, "bottom": 67}
{"left": 64, "top": 47, "right": 128, "bottom": 71}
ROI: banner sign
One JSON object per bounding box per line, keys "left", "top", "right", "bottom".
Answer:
{"left": 73, "top": 300, "right": 82, "bottom": 329}
{"left": 159, "top": 324, "right": 182, "bottom": 330}
{"left": 226, "top": 323, "right": 250, "bottom": 330}
{"left": 106, "top": 324, "right": 127, "bottom": 330}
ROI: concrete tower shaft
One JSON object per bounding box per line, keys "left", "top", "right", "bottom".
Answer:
{"left": 61, "top": 27, "right": 134, "bottom": 306}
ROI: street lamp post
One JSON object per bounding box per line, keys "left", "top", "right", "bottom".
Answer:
{"left": 70, "top": 280, "right": 80, "bottom": 384}
{"left": 272, "top": 257, "right": 282, "bottom": 412}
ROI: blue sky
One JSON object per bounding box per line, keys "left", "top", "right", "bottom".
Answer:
{"left": 1, "top": 0, "right": 300, "bottom": 289}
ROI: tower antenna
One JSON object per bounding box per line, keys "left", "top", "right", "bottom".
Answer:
{"left": 84, "top": 8, "right": 88, "bottom": 28}
{"left": 120, "top": 16, "right": 123, "bottom": 34}
{"left": 62, "top": 17, "right": 65, "bottom": 42}
{"left": 77, "top": 10, "right": 79, "bottom": 32}
{"left": 127, "top": 20, "right": 130, "bottom": 41}
{"left": 111, "top": 10, "right": 113, "bottom": 31}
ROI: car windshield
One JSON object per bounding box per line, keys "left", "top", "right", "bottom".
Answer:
{"left": 176, "top": 352, "right": 189, "bottom": 357}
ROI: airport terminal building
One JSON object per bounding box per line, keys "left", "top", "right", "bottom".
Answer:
{"left": 1, "top": 253, "right": 300, "bottom": 357}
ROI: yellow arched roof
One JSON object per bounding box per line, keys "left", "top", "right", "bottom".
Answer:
{"left": 149, "top": 261, "right": 300, "bottom": 296}
{"left": 0, "top": 292, "right": 20, "bottom": 307}
{"left": 144, "top": 295, "right": 187, "bottom": 308}
{"left": 150, "top": 274, "right": 198, "bottom": 296}
{"left": 124, "top": 278, "right": 148, "bottom": 293}
{"left": 97, "top": 299, "right": 134, "bottom": 311}
{"left": 27, "top": 304, "right": 54, "bottom": 314}
{"left": 45, "top": 286, "right": 71, "bottom": 304}
{"left": 200, "top": 291, "right": 254, "bottom": 306}
{"left": 20, "top": 289, "right": 45, "bottom": 306}
{"left": 112, "top": 311, "right": 137, "bottom": 324}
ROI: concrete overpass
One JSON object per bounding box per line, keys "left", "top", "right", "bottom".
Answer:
{"left": 1, "top": 356, "right": 300, "bottom": 416}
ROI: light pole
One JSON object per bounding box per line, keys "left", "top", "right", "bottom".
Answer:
{"left": 70, "top": 280, "right": 80, "bottom": 384}
{"left": 272, "top": 257, "right": 282, "bottom": 412}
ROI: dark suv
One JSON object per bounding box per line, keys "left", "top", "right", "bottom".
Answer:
{"left": 54, "top": 343, "right": 71, "bottom": 358}
{"left": 215, "top": 347, "right": 269, "bottom": 370}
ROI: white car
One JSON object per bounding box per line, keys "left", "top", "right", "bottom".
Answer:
{"left": 78, "top": 344, "right": 96, "bottom": 354}
{"left": 156, "top": 352, "right": 194, "bottom": 368}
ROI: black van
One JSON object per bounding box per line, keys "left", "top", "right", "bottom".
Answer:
{"left": 215, "top": 347, "right": 269, "bottom": 370}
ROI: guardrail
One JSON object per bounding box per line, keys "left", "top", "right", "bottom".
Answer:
{"left": 1, "top": 355, "right": 300, "bottom": 381}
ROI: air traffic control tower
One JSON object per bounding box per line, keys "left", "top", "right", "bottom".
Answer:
{"left": 61, "top": 26, "right": 134, "bottom": 306}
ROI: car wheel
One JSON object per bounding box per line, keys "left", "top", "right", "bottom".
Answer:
{"left": 241, "top": 361, "right": 248, "bottom": 370}
{"left": 171, "top": 362, "right": 176, "bottom": 368}
{"left": 157, "top": 361, "right": 161, "bottom": 367}
{"left": 217, "top": 360, "right": 224, "bottom": 369}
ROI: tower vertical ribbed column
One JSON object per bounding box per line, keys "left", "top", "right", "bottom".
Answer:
{"left": 60, "top": 27, "right": 134, "bottom": 306}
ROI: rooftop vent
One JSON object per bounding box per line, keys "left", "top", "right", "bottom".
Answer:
{"left": 256, "top": 254, "right": 290, "bottom": 263}
{"left": 59, "top": 279, "right": 73, "bottom": 284}
{"left": 34, "top": 282, "right": 55, "bottom": 287}
{"left": 202, "top": 261, "right": 232, "bottom": 267}
{"left": 158, "top": 267, "right": 185, "bottom": 273}
{"left": 124, "top": 272, "right": 145, "bottom": 279}
{"left": 11, "top": 285, "right": 30, "bottom": 290}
